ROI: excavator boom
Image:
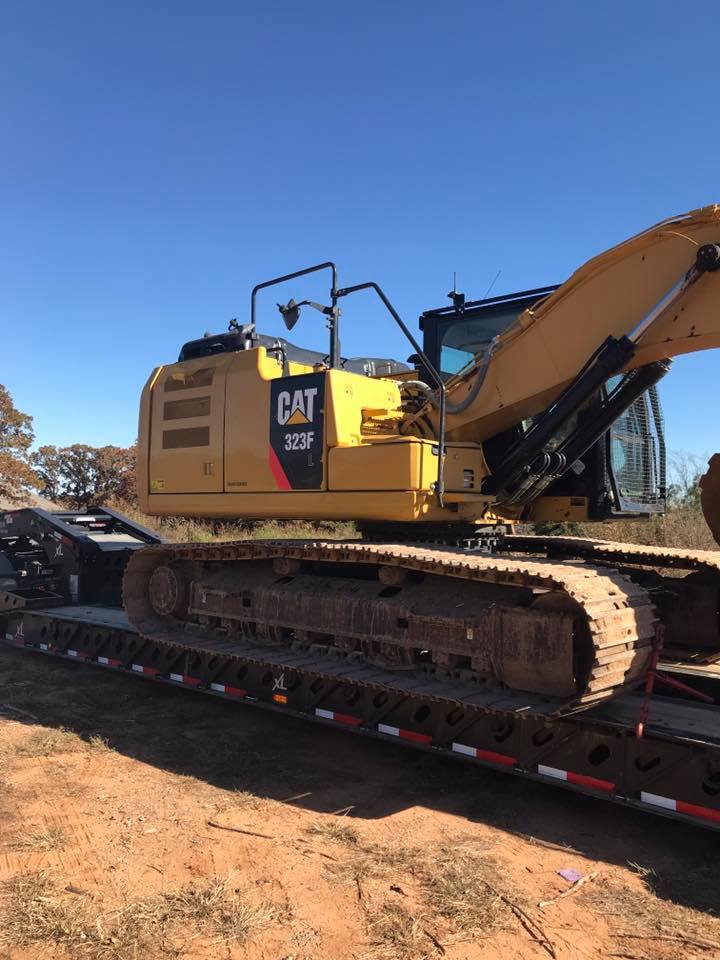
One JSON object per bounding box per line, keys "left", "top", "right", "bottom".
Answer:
{"left": 427, "top": 205, "right": 720, "bottom": 445}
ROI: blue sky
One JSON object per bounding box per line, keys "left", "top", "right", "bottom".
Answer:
{"left": 1, "top": 1, "right": 718, "bottom": 467}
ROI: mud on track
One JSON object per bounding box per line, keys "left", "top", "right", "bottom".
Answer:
{"left": 1, "top": 644, "right": 719, "bottom": 960}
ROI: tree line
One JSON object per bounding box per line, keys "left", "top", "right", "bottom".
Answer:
{"left": 0, "top": 384, "right": 137, "bottom": 508}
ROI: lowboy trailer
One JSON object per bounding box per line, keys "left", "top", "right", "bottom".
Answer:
{"left": 2, "top": 507, "right": 720, "bottom": 831}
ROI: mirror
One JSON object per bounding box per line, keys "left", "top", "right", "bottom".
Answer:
{"left": 277, "top": 298, "right": 301, "bottom": 331}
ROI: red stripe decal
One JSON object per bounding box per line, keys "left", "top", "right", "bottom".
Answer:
{"left": 476, "top": 748, "right": 517, "bottom": 767}
{"left": 334, "top": 712, "right": 362, "bottom": 726}
{"left": 677, "top": 799, "right": 720, "bottom": 823}
{"left": 567, "top": 771, "right": 615, "bottom": 793}
{"left": 268, "top": 447, "right": 292, "bottom": 490}
{"left": 399, "top": 729, "right": 432, "bottom": 745}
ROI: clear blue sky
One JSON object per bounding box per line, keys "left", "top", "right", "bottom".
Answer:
{"left": 1, "top": 1, "right": 717, "bottom": 467}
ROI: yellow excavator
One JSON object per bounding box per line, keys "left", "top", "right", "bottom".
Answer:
{"left": 124, "top": 204, "right": 720, "bottom": 715}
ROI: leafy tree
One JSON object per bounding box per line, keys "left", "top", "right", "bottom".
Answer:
{"left": 31, "top": 443, "right": 137, "bottom": 509}
{"left": 30, "top": 444, "right": 64, "bottom": 502}
{"left": 0, "top": 384, "right": 38, "bottom": 503}
{"left": 667, "top": 452, "right": 705, "bottom": 508}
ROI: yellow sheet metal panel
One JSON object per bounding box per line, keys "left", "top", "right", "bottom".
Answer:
{"left": 137, "top": 366, "right": 163, "bottom": 512}
{"left": 147, "top": 353, "right": 233, "bottom": 496}
{"left": 329, "top": 438, "right": 488, "bottom": 493}
{"left": 329, "top": 439, "right": 423, "bottom": 491}
{"left": 145, "top": 489, "right": 430, "bottom": 521}
{"left": 529, "top": 496, "right": 590, "bottom": 523}
{"left": 325, "top": 369, "right": 403, "bottom": 447}
{"left": 224, "top": 347, "right": 286, "bottom": 494}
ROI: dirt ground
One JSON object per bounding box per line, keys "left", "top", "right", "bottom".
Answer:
{"left": 1, "top": 645, "right": 719, "bottom": 960}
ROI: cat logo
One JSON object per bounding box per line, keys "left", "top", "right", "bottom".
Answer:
{"left": 276, "top": 387, "right": 318, "bottom": 426}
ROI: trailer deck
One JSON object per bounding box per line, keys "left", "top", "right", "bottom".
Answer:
{"left": 4, "top": 597, "right": 720, "bottom": 831}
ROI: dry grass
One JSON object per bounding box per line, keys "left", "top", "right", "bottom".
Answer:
{"left": 582, "top": 872, "right": 720, "bottom": 950}
{"left": 11, "top": 727, "right": 85, "bottom": 758}
{"left": 578, "top": 504, "right": 717, "bottom": 551}
{"left": 108, "top": 500, "right": 355, "bottom": 544}
{"left": 424, "top": 846, "right": 510, "bottom": 935}
{"left": 8, "top": 826, "right": 68, "bottom": 852}
{"left": 328, "top": 843, "right": 423, "bottom": 884}
{"left": 305, "top": 818, "right": 360, "bottom": 846}
{"left": 332, "top": 840, "right": 510, "bottom": 957}
{"left": 0, "top": 872, "right": 92, "bottom": 950}
{"left": 88, "top": 734, "right": 113, "bottom": 752}
{"left": 0, "top": 871, "right": 282, "bottom": 958}
{"left": 228, "top": 789, "right": 280, "bottom": 812}
{"left": 363, "top": 903, "right": 441, "bottom": 960}
{"left": 163, "top": 876, "right": 283, "bottom": 944}
{"left": 0, "top": 727, "right": 110, "bottom": 760}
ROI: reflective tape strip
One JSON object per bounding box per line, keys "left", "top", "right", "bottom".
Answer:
{"left": 97, "top": 656, "right": 122, "bottom": 667}
{"left": 452, "top": 743, "right": 517, "bottom": 766}
{"left": 170, "top": 673, "right": 201, "bottom": 687}
{"left": 641, "top": 791, "right": 675, "bottom": 811}
{"left": 315, "top": 708, "right": 362, "bottom": 726}
{"left": 40, "top": 643, "right": 50, "bottom": 651}
{"left": 641, "top": 791, "right": 720, "bottom": 823}
{"left": 210, "top": 682, "right": 247, "bottom": 697}
{"left": 67, "top": 649, "right": 88, "bottom": 659}
{"left": 539, "top": 764, "right": 614, "bottom": 793}
{"left": 4, "top": 633, "right": 14, "bottom": 641}
{"left": 131, "top": 664, "right": 159, "bottom": 676}
{"left": 378, "top": 723, "right": 432, "bottom": 745}
{"left": 677, "top": 799, "right": 720, "bottom": 824}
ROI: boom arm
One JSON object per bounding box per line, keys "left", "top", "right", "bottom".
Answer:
{"left": 423, "top": 204, "right": 720, "bottom": 445}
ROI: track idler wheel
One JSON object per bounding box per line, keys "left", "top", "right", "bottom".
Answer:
{"left": 148, "top": 565, "right": 189, "bottom": 617}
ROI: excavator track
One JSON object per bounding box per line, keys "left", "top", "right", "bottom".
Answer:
{"left": 505, "top": 535, "right": 720, "bottom": 659}
{"left": 123, "top": 539, "right": 656, "bottom": 717}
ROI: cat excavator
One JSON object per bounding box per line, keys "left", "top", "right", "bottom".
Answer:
{"left": 121, "top": 204, "right": 720, "bottom": 714}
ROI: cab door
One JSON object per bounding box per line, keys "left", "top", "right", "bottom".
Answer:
{"left": 148, "top": 354, "right": 230, "bottom": 494}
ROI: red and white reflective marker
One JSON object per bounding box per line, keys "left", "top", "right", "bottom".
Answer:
{"left": 538, "top": 763, "right": 615, "bottom": 793}
{"left": 131, "top": 663, "right": 159, "bottom": 676}
{"left": 169, "top": 673, "right": 201, "bottom": 687}
{"left": 210, "top": 682, "right": 247, "bottom": 697}
{"left": 67, "top": 649, "right": 89, "bottom": 660}
{"left": 452, "top": 742, "right": 517, "bottom": 767}
{"left": 315, "top": 707, "right": 362, "bottom": 726}
{"left": 641, "top": 791, "right": 720, "bottom": 823}
{"left": 97, "top": 655, "right": 122, "bottom": 668}
{"left": 377, "top": 722, "right": 432, "bottom": 745}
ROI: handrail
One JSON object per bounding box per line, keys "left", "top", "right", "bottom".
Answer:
{"left": 336, "top": 281, "right": 447, "bottom": 506}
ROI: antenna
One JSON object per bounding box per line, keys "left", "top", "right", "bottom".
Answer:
{"left": 482, "top": 268, "right": 502, "bottom": 300}
{"left": 447, "top": 271, "right": 465, "bottom": 313}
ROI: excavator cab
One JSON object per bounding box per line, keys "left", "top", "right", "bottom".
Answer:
{"left": 419, "top": 286, "right": 667, "bottom": 521}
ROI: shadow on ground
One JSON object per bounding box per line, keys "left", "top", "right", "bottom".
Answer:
{"left": 2, "top": 643, "right": 719, "bottom": 918}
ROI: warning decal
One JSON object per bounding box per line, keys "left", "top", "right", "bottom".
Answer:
{"left": 269, "top": 373, "right": 325, "bottom": 490}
